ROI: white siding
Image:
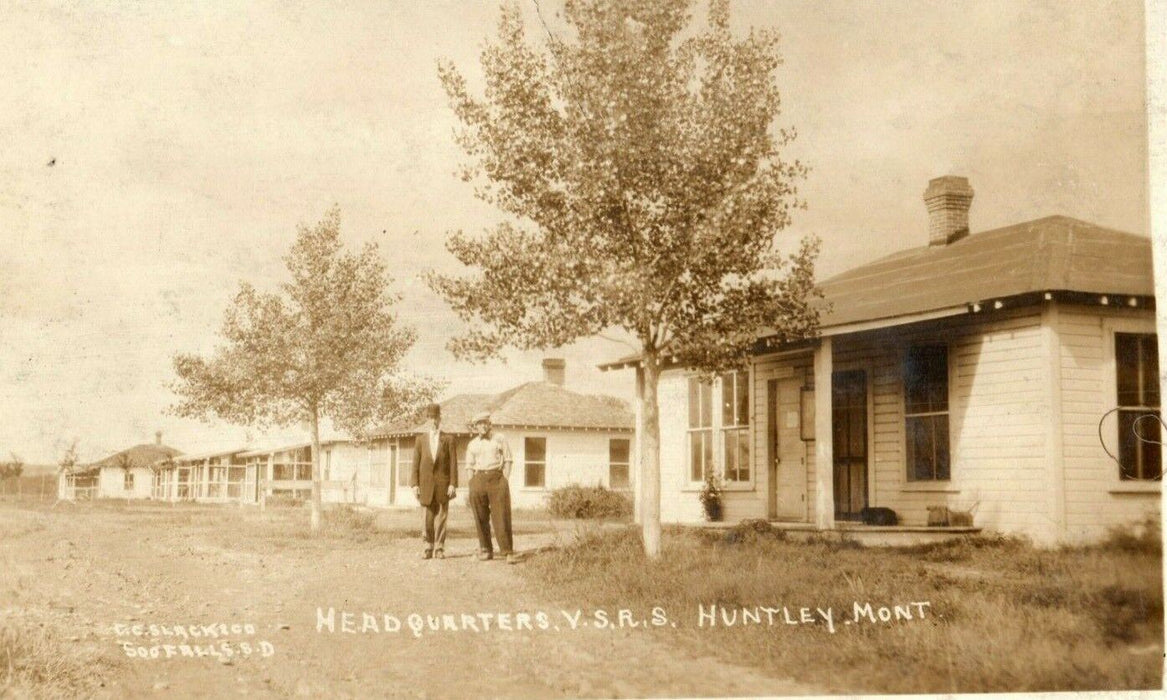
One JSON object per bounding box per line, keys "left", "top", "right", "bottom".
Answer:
{"left": 98, "top": 465, "right": 153, "bottom": 499}
{"left": 1057, "top": 305, "right": 1160, "bottom": 541}
{"left": 832, "top": 309, "right": 1054, "bottom": 538}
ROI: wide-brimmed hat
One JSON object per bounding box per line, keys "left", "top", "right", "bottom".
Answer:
{"left": 470, "top": 411, "right": 492, "bottom": 426}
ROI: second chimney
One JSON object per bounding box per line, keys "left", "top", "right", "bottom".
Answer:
{"left": 542, "top": 358, "right": 566, "bottom": 386}
{"left": 923, "top": 176, "right": 974, "bottom": 246}
{"left": 155, "top": 430, "right": 163, "bottom": 446}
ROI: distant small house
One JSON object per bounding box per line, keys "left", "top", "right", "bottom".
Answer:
{"left": 59, "top": 432, "right": 181, "bottom": 501}
{"left": 362, "top": 359, "right": 635, "bottom": 509}
{"left": 602, "top": 177, "right": 1159, "bottom": 544}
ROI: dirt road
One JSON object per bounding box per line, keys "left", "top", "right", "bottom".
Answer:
{"left": 1, "top": 501, "right": 816, "bottom": 698}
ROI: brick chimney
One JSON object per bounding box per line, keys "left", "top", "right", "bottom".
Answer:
{"left": 923, "top": 176, "right": 974, "bottom": 246}
{"left": 155, "top": 431, "right": 162, "bottom": 446}
{"left": 542, "top": 358, "right": 566, "bottom": 386}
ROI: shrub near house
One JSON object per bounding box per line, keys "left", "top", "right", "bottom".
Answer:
{"left": 548, "top": 485, "right": 632, "bottom": 520}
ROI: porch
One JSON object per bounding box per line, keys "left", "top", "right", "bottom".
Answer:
{"left": 695, "top": 519, "right": 982, "bottom": 547}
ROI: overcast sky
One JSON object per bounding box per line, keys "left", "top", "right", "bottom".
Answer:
{"left": 0, "top": 0, "right": 1149, "bottom": 463}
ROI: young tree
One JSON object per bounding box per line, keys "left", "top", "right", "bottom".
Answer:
{"left": 0, "top": 453, "right": 23, "bottom": 495}
{"left": 171, "top": 207, "right": 439, "bottom": 532}
{"left": 431, "top": 0, "right": 821, "bottom": 556}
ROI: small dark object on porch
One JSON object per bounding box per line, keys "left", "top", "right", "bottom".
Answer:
{"left": 860, "top": 506, "right": 898, "bottom": 526}
{"left": 927, "top": 506, "right": 951, "bottom": 527}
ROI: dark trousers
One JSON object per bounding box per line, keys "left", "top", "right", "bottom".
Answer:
{"left": 422, "top": 499, "right": 449, "bottom": 551}
{"left": 469, "top": 470, "right": 513, "bottom": 555}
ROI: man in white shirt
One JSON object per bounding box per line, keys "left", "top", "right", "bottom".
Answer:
{"left": 466, "top": 412, "right": 517, "bottom": 563}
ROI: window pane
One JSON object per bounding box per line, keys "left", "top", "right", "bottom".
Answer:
{"left": 1116, "top": 334, "right": 1140, "bottom": 406}
{"left": 737, "top": 431, "right": 750, "bottom": 482}
{"left": 610, "top": 464, "right": 629, "bottom": 489}
{"left": 700, "top": 380, "right": 712, "bottom": 428}
{"left": 525, "top": 437, "right": 546, "bottom": 462}
{"left": 609, "top": 439, "right": 630, "bottom": 465}
{"left": 1119, "top": 409, "right": 1162, "bottom": 480}
{"left": 905, "top": 346, "right": 948, "bottom": 414}
{"left": 737, "top": 371, "right": 750, "bottom": 425}
{"left": 1141, "top": 335, "right": 1160, "bottom": 407}
{"left": 688, "top": 378, "right": 700, "bottom": 429}
{"left": 525, "top": 464, "right": 545, "bottom": 488}
{"left": 723, "top": 431, "right": 737, "bottom": 477}
{"left": 689, "top": 432, "right": 703, "bottom": 481}
{"left": 906, "top": 416, "right": 934, "bottom": 481}
{"left": 934, "top": 417, "right": 950, "bottom": 480}
{"left": 721, "top": 373, "right": 735, "bottom": 426}
{"left": 702, "top": 431, "right": 713, "bottom": 480}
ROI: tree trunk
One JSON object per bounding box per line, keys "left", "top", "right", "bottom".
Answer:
{"left": 310, "top": 411, "right": 322, "bottom": 533}
{"left": 639, "top": 353, "right": 663, "bottom": 558}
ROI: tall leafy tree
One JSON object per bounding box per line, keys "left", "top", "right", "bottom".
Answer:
{"left": 431, "top": 0, "right": 821, "bottom": 556}
{"left": 171, "top": 207, "right": 438, "bottom": 532}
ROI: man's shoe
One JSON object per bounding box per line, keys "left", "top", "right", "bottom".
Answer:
{"left": 434, "top": 549, "right": 445, "bottom": 560}
{"left": 477, "top": 551, "right": 493, "bottom": 561}
{"left": 505, "top": 553, "right": 520, "bottom": 565}
{"left": 422, "top": 549, "right": 433, "bottom": 560}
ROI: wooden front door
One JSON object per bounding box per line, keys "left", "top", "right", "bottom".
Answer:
{"left": 769, "top": 377, "right": 807, "bottom": 520}
{"left": 832, "top": 369, "right": 868, "bottom": 521}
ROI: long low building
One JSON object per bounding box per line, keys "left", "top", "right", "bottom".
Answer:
{"left": 60, "top": 361, "right": 634, "bottom": 511}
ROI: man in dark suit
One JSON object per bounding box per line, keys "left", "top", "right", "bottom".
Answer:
{"left": 410, "top": 403, "right": 457, "bottom": 559}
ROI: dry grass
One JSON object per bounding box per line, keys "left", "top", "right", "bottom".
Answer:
{"left": 522, "top": 522, "right": 1164, "bottom": 694}
{"left": 0, "top": 615, "right": 109, "bottom": 698}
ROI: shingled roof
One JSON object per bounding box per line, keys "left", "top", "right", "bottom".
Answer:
{"left": 598, "top": 215, "right": 1153, "bottom": 371}
{"left": 68, "top": 443, "right": 183, "bottom": 475}
{"left": 816, "top": 215, "right": 1153, "bottom": 329}
{"left": 372, "top": 383, "right": 633, "bottom": 438}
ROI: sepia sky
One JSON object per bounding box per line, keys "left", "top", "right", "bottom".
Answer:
{"left": 0, "top": 0, "right": 1149, "bottom": 463}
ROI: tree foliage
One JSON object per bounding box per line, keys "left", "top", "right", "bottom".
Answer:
{"left": 431, "top": 0, "right": 822, "bottom": 557}
{"left": 430, "top": 0, "right": 821, "bottom": 371}
{"left": 170, "top": 207, "right": 439, "bottom": 530}
{"left": 170, "top": 206, "right": 439, "bottom": 438}
{"left": 0, "top": 453, "right": 23, "bottom": 481}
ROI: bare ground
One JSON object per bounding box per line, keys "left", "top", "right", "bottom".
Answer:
{"left": 0, "top": 500, "right": 820, "bottom": 698}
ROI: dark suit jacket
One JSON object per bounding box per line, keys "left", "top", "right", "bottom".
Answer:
{"left": 410, "top": 432, "right": 456, "bottom": 506}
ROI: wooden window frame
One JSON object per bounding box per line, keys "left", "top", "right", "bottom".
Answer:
{"left": 903, "top": 344, "right": 952, "bottom": 482}
{"left": 609, "top": 438, "right": 631, "bottom": 490}
{"left": 687, "top": 376, "right": 714, "bottom": 484}
{"left": 523, "top": 436, "right": 547, "bottom": 489}
{"left": 1108, "top": 324, "right": 1161, "bottom": 482}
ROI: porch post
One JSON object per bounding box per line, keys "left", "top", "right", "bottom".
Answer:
{"left": 813, "top": 337, "right": 835, "bottom": 530}
{"left": 633, "top": 365, "right": 644, "bottom": 525}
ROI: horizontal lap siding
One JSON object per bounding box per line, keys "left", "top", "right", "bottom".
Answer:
{"left": 1057, "top": 306, "right": 1159, "bottom": 541}
{"left": 836, "top": 309, "right": 1050, "bottom": 535}
{"left": 658, "top": 370, "right": 703, "bottom": 522}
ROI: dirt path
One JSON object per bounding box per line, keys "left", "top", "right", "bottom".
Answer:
{"left": 1, "top": 502, "right": 818, "bottom": 698}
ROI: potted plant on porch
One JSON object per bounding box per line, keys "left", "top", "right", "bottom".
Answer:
{"left": 699, "top": 471, "right": 724, "bottom": 522}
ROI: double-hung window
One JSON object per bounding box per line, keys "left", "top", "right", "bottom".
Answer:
{"left": 904, "top": 345, "right": 950, "bottom": 481}
{"left": 688, "top": 377, "right": 713, "bottom": 482}
{"left": 1116, "top": 333, "right": 1161, "bottom": 480}
{"left": 721, "top": 371, "right": 750, "bottom": 483}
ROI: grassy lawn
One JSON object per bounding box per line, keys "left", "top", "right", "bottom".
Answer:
{"left": 521, "top": 521, "right": 1164, "bottom": 694}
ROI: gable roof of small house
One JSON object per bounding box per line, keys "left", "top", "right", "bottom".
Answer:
{"left": 599, "top": 215, "right": 1153, "bottom": 370}
{"left": 371, "top": 382, "right": 633, "bottom": 438}
{"left": 67, "top": 443, "right": 183, "bottom": 475}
